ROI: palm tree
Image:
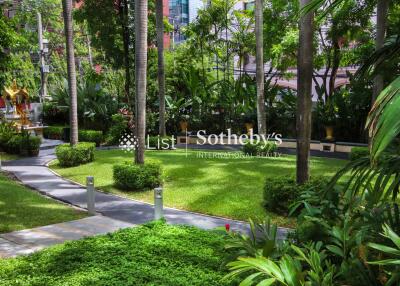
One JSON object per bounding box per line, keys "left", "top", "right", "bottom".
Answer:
{"left": 372, "top": 0, "right": 390, "bottom": 103}
{"left": 134, "top": 0, "right": 148, "bottom": 164}
{"left": 156, "top": 0, "right": 166, "bottom": 136}
{"left": 62, "top": 0, "right": 78, "bottom": 146}
{"left": 296, "top": 0, "right": 314, "bottom": 184}
{"left": 255, "top": 0, "right": 266, "bottom": 135}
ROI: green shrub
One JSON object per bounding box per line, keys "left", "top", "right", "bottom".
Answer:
{"left": 0, "top": 222, "right": 233, "bottom": 285}
{"left": 258, "top": 141, "right": 278, "bottom": 154}
{"left": 5, "top": 135, "right": 23, "bottom": 154}
{"left": 55, "top": 142, "right": 95, "bottom": 167}
{"left": 263, "top": 176, "right": 328, "bottom": 215}
{"left": 242, "top": 140, "right": 278, "bottom": 156}
{"left": 350, "top": 146, "right": 369, "bottom": 161}
{"left": 105, "top": 114, "right": 128, "bottom": 145}
{"left": 43, "top": 126, "right": 64, "bottom": 140}
{"left": 113, "top": 162, "right": 162, "bottom": 191}
{"left": 78, "top": 130, "right": 103, "bottom": 147}
{"left": 19, "top": 134, "right": 42, "bottom": 156}
{"left": 242, "top": 141, "right": 259, "bottom": 155}
{"left": 0, "top": 122, "right": 15, "bottom": 149}
{"left": 147, "top": 136, "right": 175, "bottom": 149}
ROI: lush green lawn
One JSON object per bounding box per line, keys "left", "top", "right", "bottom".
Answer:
{"left": 0, "top": 222, "right": 234, "bottom": 286}
{"left": 0, "top": 152, "right": 19, "bottom": 162}
{"left": 50, "top": 149, "right": 346, "bottom": 227}
{"left": 0, "top": 173, "right": 87, "bottom": 233}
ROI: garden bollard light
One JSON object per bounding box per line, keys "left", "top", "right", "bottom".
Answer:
{"left": 86, "top": 176, "right": 96, "bottom": 215}
{"left": 154, "top": 187, "right": 163, "bottom": 220}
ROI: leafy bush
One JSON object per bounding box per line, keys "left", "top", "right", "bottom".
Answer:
{"left": 105, "top": 114, "right": 128, "bottom": 145}
{"left": 263, "top": 176, "right": 328, "bottom": 215}
{"left": 20, "top": 134, "right": 42, "bottom": 156}
{"left": 113, "top": 162, "right": 162, "bottom": 191}
{"left": 0, "top": 222, "right": 234, "bottom": 286}
{"left": 78, "top": 130, "right": 103, "bottom": 147}
{"left": 242, "top": 141, "right": 278, "bottom": 156}
{"left": 55, "top": 142, "right": 95, "bottom": 167}
{"left": 350, "top": 146, "right": 369, "bottom": 161}
{"left": 147, "top": 136, "right": 175, "bottom": 149}
{"left": 43, "top": 126, "right": 64, "bottom": 140}
{"left": 242, "top": 141, "right": 259, "bottom": 155}
{"left": 5, "top": 134, "right": 23, "bottom": 154}
{"left": 0, "top": 122, "right": 15, "bottom": 149}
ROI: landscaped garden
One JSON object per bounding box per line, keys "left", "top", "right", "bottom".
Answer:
{"left": 0, "top": 173, "right": 87, "bottom": 233}
{"left": 50, "top": 149, "right": 346, "bottom": 226}
{"left": 1, "top": 0, "right": 400, "bottom": 284}
{"left": 0, "top": 222, "right": 235, "bottom": 285}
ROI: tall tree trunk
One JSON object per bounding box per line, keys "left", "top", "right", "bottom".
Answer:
{"left": 296, "top": 0, "right": 314, "bottom": 184}
{"left": 255, "top": 0, "right": 266, "bottom": 135}
{"left": 372, "top": 0, "right": 389, "bottom": 103}
{"left": 135, "top": 0, "right": 148, "bottom": 164}
{"left": 62, "top": 0, "right": 78, "bottom": 146}
{"left": 121, "top": 0, "right": 131, "bottom": 105}
{"left": 156, "top": 0, "right": 166, "bottom": 136}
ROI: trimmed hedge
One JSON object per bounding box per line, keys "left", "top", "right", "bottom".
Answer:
{"left": 350, "top": 146, "right": 369, "bottom": 161}
{"left": 242, "top": 141, "right": 278, "bottom": 156}
{"left": 55, "top": 142, "right": 95, "bottom": 167}
{"left": 0, "top": 222, "right": 234, "bottom": 286}
{"left": 78, "top": 130, "right": 103, "bottom": 147}
{"left": 43, "top": 126, "right": 64, "bottom": 140}
{"left": 113, "top": 162, "right": 162, "bottom": 191}
{"left": 263, "top": 176, "right": 328, "bottom": 215}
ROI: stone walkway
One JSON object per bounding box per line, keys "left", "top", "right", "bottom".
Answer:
{"left": 0, "top": 216, "right": 134, "bottom": 258}
{"left": 2, "top": 142, "right": 291, "bottom": 257}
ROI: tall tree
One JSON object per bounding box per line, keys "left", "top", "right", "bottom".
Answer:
{"left": 156, "top": 0, "right": 166, "bottom": 136}
{"left": 62, "top": 0, "right": 78, "bottom": 146}
{"left": 296, "top": 0, "right": 314, "bottom": 183}
{"left": 135, "top": 0, "right": 148, "bottom": 164}
{"left": 372, "top": 0, "right": 390, "bottom": 103}
{"left": 255, "top": 0, "right": 266, "bottom": 135}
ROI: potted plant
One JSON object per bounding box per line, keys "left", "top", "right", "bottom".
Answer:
{"left": 179, "top": 114, "right": 190, "bottom": 133}
{"left": 242, "top": 112, "right": 256, "bottom": 135}
{"left": 28, "top": 136, "right": 42, "bottom": 156}
{"left": 317, "top": 102, "right": 336, "bottom": 141}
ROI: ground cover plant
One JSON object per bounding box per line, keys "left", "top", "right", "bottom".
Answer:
{"left": 50, "top": 149, "right": 346, "bottom": 226}
{"left": 0, "top": 222, "right": 235, "bottom": 286}
{"left": 0, "top": 173, "right": 87, "bottom": 233}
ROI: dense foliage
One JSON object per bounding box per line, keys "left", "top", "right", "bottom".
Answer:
{"left": 55, "top": 142, "right": 95, "bottom": 167}
{"left": 113, "top": 162, "right": 162, "bottom": 191}
{"left": 0, "top": 222, "right": 234, "bottom": 286}
{"left": 263, "top": 176, "right": 328, "bottom": 215}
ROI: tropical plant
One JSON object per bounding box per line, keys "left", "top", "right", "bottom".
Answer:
{"left": 135, "top": 0, "right": 148, "bottom": 164}
{"left": 368, "top": 224, "right": 400, "bottom": 285}
{"left": 62, "top": 0, "right": 78, "bottom": 146}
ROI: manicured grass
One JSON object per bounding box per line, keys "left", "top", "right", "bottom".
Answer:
{"left": 0, "top": 222, "right": 234, "bottom": 286}
{"left": 0, "top": 152, "right": 19, "bottom": 161}
{"left": 50, "top": 149, "right": 346, "bottom": 227}
{"left": 0, "top": 173, "right": 87, "bottom": 233}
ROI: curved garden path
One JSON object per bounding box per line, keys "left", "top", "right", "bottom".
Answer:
{"left": 1, "top": 141, "right": 290, "bottom": 256}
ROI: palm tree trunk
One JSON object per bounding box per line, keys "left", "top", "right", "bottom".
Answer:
{"left": 255, "top": 0, "right": 266, "bottom": 135}
{"left": 135, "top": 0, "right": 148, "bottom": 164}
{"left": 372, "top": 0, "right": 389, "bottom": 103}
{"left": 62, "top": 0, "right": 78, "bottom": 146}
{"left": 156, "top": 0, "right": 166, "bottom": 136}
{"left": 296, "top": 0, "right": 314, "bottom": 184}
{"left": 121, "top": 0, "right": 131, "bottom": 105}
